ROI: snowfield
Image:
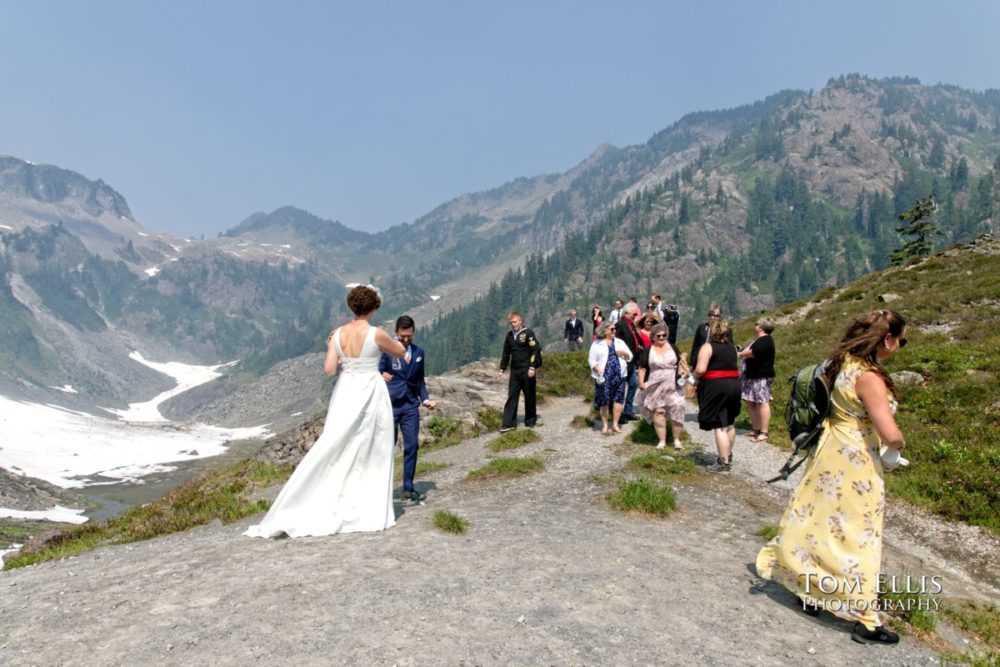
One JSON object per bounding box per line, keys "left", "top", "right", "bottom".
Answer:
{"left": 0, "top": 352, "right": 271, "bottom": 489}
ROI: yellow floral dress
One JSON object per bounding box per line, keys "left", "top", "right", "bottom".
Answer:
{"left": 756, "top": 355, "right": 896, "bottom": 629}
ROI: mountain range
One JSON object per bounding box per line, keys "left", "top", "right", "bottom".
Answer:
{"left": 1, "top": 73, "right": 998, "bottom": 423}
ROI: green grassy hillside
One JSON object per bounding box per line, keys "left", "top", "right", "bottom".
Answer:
{"left": 722, "top": 236, "right": 1000, "bottom": 533}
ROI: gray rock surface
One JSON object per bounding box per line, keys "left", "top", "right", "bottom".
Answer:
{"left": 3, "top": 395, "right": 996, "bottom": 665}
{"left": 0, "top": 468, "right": 86, "bottom": 512}
{"left": 890, "top": 370, "right": 925, "bottom": 387}
{"left": 252, "top": 358, "right": 507, "bottom": 468}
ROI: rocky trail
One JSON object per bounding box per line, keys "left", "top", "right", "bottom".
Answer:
{"left": 2, "top": 395, "right": 997, "bottom": 666}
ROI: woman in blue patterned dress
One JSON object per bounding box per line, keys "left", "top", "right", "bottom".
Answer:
{"left": 588, "top": 322, "right": 633, "bottom": 434}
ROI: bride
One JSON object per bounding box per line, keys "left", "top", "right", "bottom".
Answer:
{"left": 245, "top": 284, "right": 408, "bottom": 538}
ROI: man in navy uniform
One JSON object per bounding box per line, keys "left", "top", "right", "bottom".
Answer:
{"left": 379, "top": 315, "right": 435, "bottom": 503}
{"left": 496, "top": 311, "right": 543, "bottom": 432}
{"left": 564, "top": 309, "right": 585, "bottom": 351}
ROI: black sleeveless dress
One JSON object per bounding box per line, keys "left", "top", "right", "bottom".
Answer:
{"left": 697, "top": 339, "right": 741, "bottom": 430}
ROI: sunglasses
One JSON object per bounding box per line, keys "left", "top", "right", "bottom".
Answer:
{"left": 653, "top": 334, "right": 667, "bottom": 339}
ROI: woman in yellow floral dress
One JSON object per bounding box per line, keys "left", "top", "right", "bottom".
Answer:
{"left": 756, "top": 310, "right": 907, "bottom": 645}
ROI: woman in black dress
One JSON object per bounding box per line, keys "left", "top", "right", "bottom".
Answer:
{"left": 693, "top": 317, "right": 741, "bottom": 473}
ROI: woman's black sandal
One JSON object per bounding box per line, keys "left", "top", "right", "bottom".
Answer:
{"left": 851, "top": 622, "right": 900, "bottom": 645}
{"left": 795, "top": 597, "right": 820, "bottom": 617}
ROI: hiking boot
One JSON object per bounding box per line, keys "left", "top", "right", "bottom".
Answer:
{"left": 706, "top": 458, "right": 732, "bottom": 474}
{"left": 851, "top": 622, "right": 899, "bottom": 645}
{"left": 499, "top": 426, "right": 516, "bottom": 433}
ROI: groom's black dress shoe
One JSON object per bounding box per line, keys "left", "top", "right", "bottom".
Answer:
{"left": 403, "top": 490, "right": 426, "bottom": 503}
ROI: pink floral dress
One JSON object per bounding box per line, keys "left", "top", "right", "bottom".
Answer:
{"left": 640, "top": 345, "right": 686, "bottom": 424}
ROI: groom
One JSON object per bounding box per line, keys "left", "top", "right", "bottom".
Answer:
{"left": 379, "top": 315, "right": 435, "bottom": 503}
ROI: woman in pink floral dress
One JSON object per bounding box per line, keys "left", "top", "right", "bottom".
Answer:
{"left": 638, "top": 323, "right": 689, "bottom": 449}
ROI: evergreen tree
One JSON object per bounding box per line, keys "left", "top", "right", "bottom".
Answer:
{"left": 852, "top": 190, "right": 866, "bottom": 233}
{"left": 949, "top": 157, "right": 969, "bottom": 190}
{"left": 926, "top": 138, "right": 946, "bottom": 169}
{"left": 714, "top": 184, "right": 727, "bottom": 209}
{"left": 973, "top": 173, "right": 995, "bottom": 222}
{"left": 678, "top": 195, "right": 691, "bottom": 226}
{"left": 891, "top": 196, "right": 943, "bottom": 265}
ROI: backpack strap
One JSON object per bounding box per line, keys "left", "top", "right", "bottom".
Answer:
{"left": 766, "top": 427, "right": 824, "bottom": 484}
{"left": 767, "top": 451, "right": 810, "bottom": 483}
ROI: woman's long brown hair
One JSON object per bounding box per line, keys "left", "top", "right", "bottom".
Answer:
{"left": 823, "top": 310, "right": 906, "bottom": 397}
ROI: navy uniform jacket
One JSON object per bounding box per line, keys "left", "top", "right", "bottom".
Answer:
{"left": 378, "top": 343, "right": 430, "bottom": 411}
{"left": 500, "top": 328, "right": 543, "bottom": 371}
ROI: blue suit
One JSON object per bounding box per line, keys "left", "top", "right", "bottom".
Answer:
{"left": 378, "top": 343, "right": 430, "bottom": 493}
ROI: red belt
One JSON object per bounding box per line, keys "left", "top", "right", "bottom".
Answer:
{"left": 702, "top": 370, "right": 739, "bottom": 380}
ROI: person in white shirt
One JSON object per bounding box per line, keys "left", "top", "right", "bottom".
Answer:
{"left": 651, "top": 293, "right": 666, "bottom": 321}
{"left": 607, "top": 299, "right": 624, "bottom": 326}
{"left": 589, "top": 322, "right": 633, "bottom": 434}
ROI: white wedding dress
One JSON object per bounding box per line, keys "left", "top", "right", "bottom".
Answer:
{"left": 245, "top": 325, "right": 396, "bottom": 538}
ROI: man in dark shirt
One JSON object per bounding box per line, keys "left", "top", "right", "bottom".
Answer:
{"left": 614, "top": 302, "right": 645, "bottom": 421}
{"left": 497, "top": 311, "right": 543, "bottom": 432}
{"left": 690, "top": 304, "right": 722, "bottom": 361}
{"left": 564, "top": 309, "right": 585, "bottom": 351}
{"left": 663, "top": 303, "right": 680, "bottom": 345}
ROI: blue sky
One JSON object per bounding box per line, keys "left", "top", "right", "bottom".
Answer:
{"left": 2, "top": 1, "right": 999, "bottom": 238}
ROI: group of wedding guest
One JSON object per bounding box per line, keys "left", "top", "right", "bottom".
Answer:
{"left": 516, "top": 301, "right": 907, "bottom": 647}
{"left": 583, "top": 300, "right": 779, "bottom": 475}
{"left": 587, "top": 295, "right": 684, "bottom": 434}
{"left": 251, "top": 283, "right": 909, "bottom": 649}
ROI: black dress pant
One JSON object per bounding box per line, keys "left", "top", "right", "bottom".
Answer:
{"left": 502, "top": 368, "right": 537, "bottom": 428}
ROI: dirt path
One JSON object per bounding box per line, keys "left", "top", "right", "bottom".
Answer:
{"left": 0, "top": 396, "right": 990, "bottom": 666}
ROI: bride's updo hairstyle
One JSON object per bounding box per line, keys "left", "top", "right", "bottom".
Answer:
{"left": 347, "top": 285, "right": 381, "bottom": 316}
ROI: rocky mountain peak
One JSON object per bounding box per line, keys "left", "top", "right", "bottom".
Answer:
{"left": 0, "top": 155, "right": 132, "bottom": 220}
{"left": 223, "top": 205, "right": 370, "bottom": 245}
